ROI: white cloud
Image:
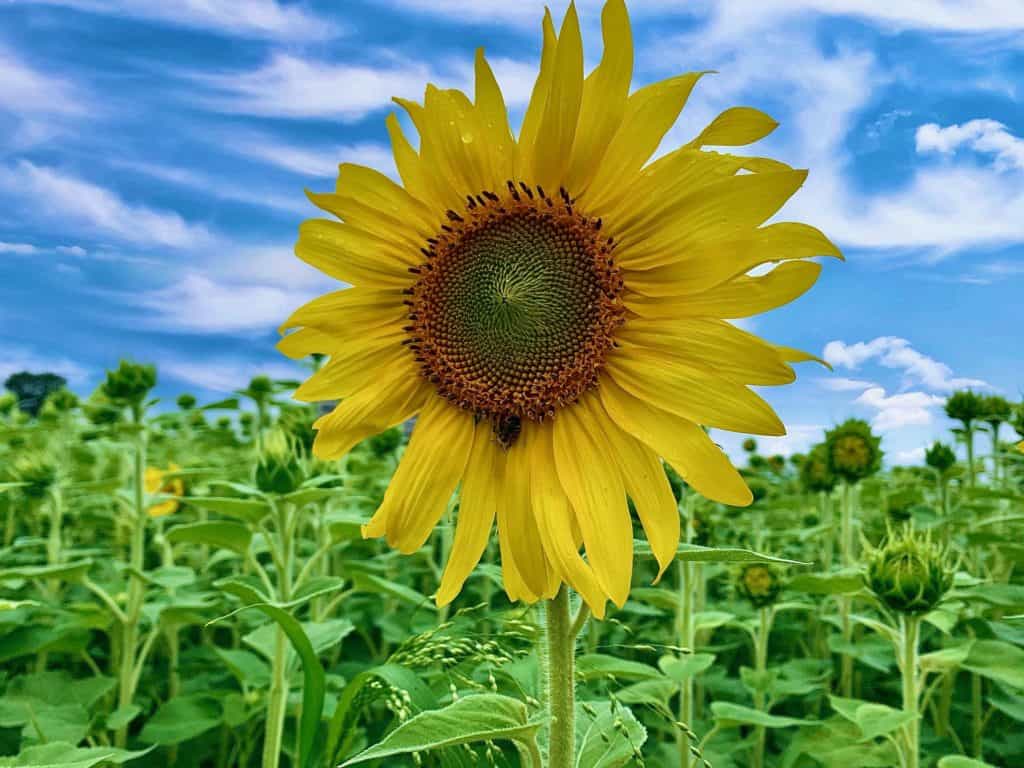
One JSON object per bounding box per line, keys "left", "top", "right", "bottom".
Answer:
{"left": 0, "top": 241, "right": 40, "bottom": 255}
{"left": 0, "top": 162, "right": 212, "bottom": 249}
{"left": 196, "top": 52, "right": 535, "bottom": 121}
{"left": 855, "top": 386, "right": 946, "bottom": 431}
{"left": 895, "top": 446, "right": 927, "bottom": 464}
{"left": 126, "top": 273, "right": 325, "bottom": 334}
{"left": 916, "top": 119, "right": 1024, "bottom": 171}
{"left": 823, "top": 337, "right": 988, "bottom": 392}
{"left": 114, "top": 159, "right": 310, "bottom": 216}
{"left": 225, "top": 137, "right": 397, "bottom": 179}
{"left": 55, "top": 245, "right": 87, "bottom": 256}
{"left": 0, "top": 47, "right": 85, "bottom": 117}
{"left": 817, "top": 376, "right": 876, "bottom": 392}
{"left": 0, "top": 343, "right": 88, "bottom": 385}
{"left": 31, "top": 0, "right": 338, "bottom": 40}
{"left": 160, "top": 358, "right": 304, "bottom": 392}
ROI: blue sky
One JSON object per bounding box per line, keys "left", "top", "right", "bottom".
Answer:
{"left": 1, "top": 0, "right": 1021, "bottom": 464}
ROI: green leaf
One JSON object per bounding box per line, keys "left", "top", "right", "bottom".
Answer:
{"left": 350, "top": 572, "right": 430, "bottom": 608}
{"left": 326, "top": 664, "right": 437, "bottom": 764}
{"left": 210, "top": 599, "right": 325, "bottom": 768}
{"left": 139, "top": 695, "right": 222, "bottom": 745}
{"left": 183, "top": 496, "right": 271, "bottom": 524}
{"left": 829, "top": 696, "right": 915, "bottom": 741}
{"left": 105, "top": 705, "right": 140, "bottom": 732}
{"left": 711, "top": 702, "right": 814, "bottom": 729}
{"left": 214, "top": 648, "right": 271, "bottom": 688}
{"left": 694, "top": 611, "right": 735, "bottom": 633}
{"left": 789, "top": 571, "right": 864, "bottom": 595}
{"left": 340, "top": 694, "right": 542, "bottom": 766}
{"left": 575, "top": 701, "right": 646, "bottom": 768}
{"left": 0, "top": 561, "right": 92, "bottom": 583}
{"left": 0, "top": 742, "right": 152, "bottom": 768}
{"left": 962, "top": 639, "right": 1024, "bottom": 688}
{"left": 658, "top": 653, "right": 715, "bottom": 682}
{"left": 674, "top": 543, "right": 807, "bottom": 565}
{"left": 937, "top": 757, "right": 999, "bottom": 768}
{"left": 167, "top": 521, "right": 252, "bottom": 556}
{"left": 576, "top": 654, "right": 662, "bottom": 682}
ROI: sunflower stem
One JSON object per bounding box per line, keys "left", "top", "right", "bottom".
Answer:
{"left": 899, "top": 614, "right": 921, "bottom": 768}
{"left": 545, "top": 585, "right": 576, "bottom": 768}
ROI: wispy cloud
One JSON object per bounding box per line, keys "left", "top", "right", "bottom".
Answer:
{"left": 0, "top": 242, "right": 40, "bottom": 255}
{"left": 123, "top": 273, "right": 325, "bottom": 335}
{"left": 160, "top": 357, "right": 303, "bottom": 392}
{"left": 0, "top": 342, "right": 88, "bottom": 384}
{"left": 917, "top": 119, "right": 1024, "bottom": 172}
{"left": 0, "top": 162, "right": 212, "bottom": 249}
{"left": 29, "top": 0, "right": 338, "bottom": 40}
{"left": 817, "top": 376, "right": 876, "bottom": 392}
{"left": 0, "top": 46, "right": 85, "bottom": 117}
{"left": 224, "top": 135, "right": 397, "bottom": 179}
{"left": 194, "top": 52, "right": 536, "bottom": 121}
{"left": 823, "top": 337, "right": 988, "bottom": 392}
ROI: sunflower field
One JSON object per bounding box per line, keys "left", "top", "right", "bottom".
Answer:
{"left": 3, "top": 1, "right": 1023, "bottom": 768}
{"left": 1, "top": 367, "right": 1022, "bottom": 768}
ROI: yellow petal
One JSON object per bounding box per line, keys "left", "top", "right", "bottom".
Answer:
{"left": 295, "top": 219, "right": 414, "bottom": 288}
{"left": 600, "top": 376, "right": 752, "bottom": 506}
{"left": 364, "top": 397, "right": 473, "bottom": 553}
{"left": 394, "top": 95, "right": 464, "bottom": 213}
{"left": 293, "top": 335, "right": 412, "bottom": 401}
{"left": 277, "top": 327, "right": 337, "bottom": 359}
{"left": 584, "top": 72, "right": 706, "bottom": 211}
{"left": 553, "top": 394, "right": 633, "bottom": 607}
{"left": 565, "top": 0, "right": 632, "bottom": 193}
{"left": 626, "top": 260, "right": 822, "bottom": 319}
{"left": 592, "top": 406, "right": 679, "bottom": 581}
{"left": 517, "top": 9, "right": 558, "bottom": 178}
{"left": 497, "top": 426, "right": 558, "bottom": 601}
{"left": 622, "top": 222, "right": 841, "bottom": 297}
{"left": 775, "top": 344, "right": 832, "bottom": 370}
{"left": 688, "top": 106, "right": 778, "bottom": 148}
{"left": 606, "top": 352, "right": 785, "bottom": 436}
{"left": 617, "top": 318, "right": 796, "bottom": 386}
{"left": 474, "top": 49, "right": 516, "bottom": 185}
{"left": 532, "top": 1, "right": 583, "bottom": 190}
{"left": 386, "top": 112, "right": 438, "bottom": 210}
{"left": 615, "top": 169, "right": 809, "bottom": 270}
{"left": 311, "top": 375, "right": 427, "bottom": 460}
{"left": 313, "top": 163, "right": 439, "bottom": 239}
{"left": 437, "top": 422, "right": 500, "bottom": 606}
{"left": 279, "top": 287, "right": 405, "bottom": 335}
{"left": 530, "top": 422, "right": 608, "bottom": 618}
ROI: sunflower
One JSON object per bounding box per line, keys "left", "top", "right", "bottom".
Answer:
{"left": 279, "top": 0, "right": 839, "bottom": 618}
{"left": 146, "top": 464, "right": 184, "bottom": 518}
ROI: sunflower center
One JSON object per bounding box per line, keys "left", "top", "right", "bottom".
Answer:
{"left": 405, "top": 182, "right": 624, "bottom": 447}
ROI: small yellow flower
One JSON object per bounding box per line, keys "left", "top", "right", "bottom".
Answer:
{"left": 146, "top": 463, "right": 184, "bottom": 517}
{"left": 1017, "top": 440, "right": 1024, "bottom": 453}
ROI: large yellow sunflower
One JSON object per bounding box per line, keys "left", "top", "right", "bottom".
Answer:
{"left": 279, "top": 0, "right": 840, "bottom": 618}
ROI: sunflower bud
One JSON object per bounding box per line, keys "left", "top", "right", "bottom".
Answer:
{"left": 736, "top": 564, "right": 782, "bottom": 608}
{"left": 254, "top": 428, "right": 305, "bottom": 495}
{"left": 176, "top": 393, "right": 197, "bottom": 411}
{"left": 800, "top": 443, "right": 836, "bottom": 493}
{"left": 924, "top": 442, "right": 956, "bottom": 474}
{"left": 885, "top": 487, "right": 923, "bottom": 524}
{"left": 102, "top": 360, "right": 157, "bottom": 409}
{"left": 825, "top": 419, "right": 882, "bottom": 483}
{"left": 866, "top": 528, "right": 953, "bottom": 615}
{"left": 15, "top": 453, "right": 58, "bottom": 500}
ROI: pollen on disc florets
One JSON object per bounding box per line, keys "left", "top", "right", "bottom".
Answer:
{"left": 405, "top": 182, "right": 625, "bottom": 447}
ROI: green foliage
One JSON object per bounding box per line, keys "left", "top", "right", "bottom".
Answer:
{"left": 925, "top": 441, "right": 957, "bottom": 474}
{"left": 865, "top": 527, "right": 953, "bottom": 615}
{"left": 3, "top": 371, "right": 67, "bottom": 417}
{"left": 100, "top": 360, "right": 156, "bottom": 409}
{"left": 945, "top": 389, "right": 986, "bottom": 426}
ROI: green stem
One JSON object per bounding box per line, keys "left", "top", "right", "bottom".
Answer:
{"left": 965, "top": 424, "right": 976, "bottom": 489}
{"left": 900, "top": 615, "right": 920, "bottom": 768}
{"left": 838, "top": 482, "right": 855, "bottom": 698}
{"left": 262, "top": 628, "right": 289, "bottom": 768}
{"left": 677, "top": 495, "right": 696, "bottom": 768}
{"left": 545, "top": 585, "right": 575, "bottom": 768}
{"left": 972, "top": 672, "right": 983, "bottom": 757}
{"left": 752, "top": 606, "right": 774, "bottom": 768}
{"left": 116, "top": 407, "right": 147, "bottom": 748}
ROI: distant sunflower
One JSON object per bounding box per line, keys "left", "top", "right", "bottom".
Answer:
{"left": 146, "top": 464, "right": 184, "bottom": 518}
{"left": 280, "top": 0, "right": 839, "bottom": 617}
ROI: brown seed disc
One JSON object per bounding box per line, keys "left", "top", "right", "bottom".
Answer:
{"left": 405, "top": 182, "right": 624, "bottom": 443}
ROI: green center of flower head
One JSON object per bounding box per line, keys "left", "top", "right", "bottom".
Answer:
{"left": 406, "top": 183, "right": 625, "bottom": 447}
